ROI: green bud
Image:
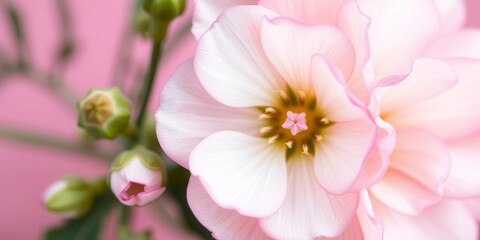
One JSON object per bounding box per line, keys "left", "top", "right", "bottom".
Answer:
{"left": 150, "top": 0, "right": 186, "bottom": 21}
{"left": 142, "top": 0, "right": 154, "bottom": 13}
{"left": 43, "top": 176, "right": 106, "bottom": 218}
{"left": 135, "top": 10, "right": 151, "bottom": 37}
{"left": 77, "top": 87, "right": 132, "bottom": 139}
{"left": 148, "top": 19, "right": 169, "bottom": 42}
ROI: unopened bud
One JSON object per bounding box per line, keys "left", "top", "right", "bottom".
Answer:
{"left": 109, "top": 147, "right": 167, "bottom": 206}
{"left": 77, "top": 87, "right": 132, "bottom": 139}
{"left": 150, "top": 0, "right": 186, "bottom": 21}
{"left": 43, "top": 176, "right": 106, "bottom": 218}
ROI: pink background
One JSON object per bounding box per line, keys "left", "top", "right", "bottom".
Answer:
{"left": 0, "top": 0, "right": 479, "bottom": 239}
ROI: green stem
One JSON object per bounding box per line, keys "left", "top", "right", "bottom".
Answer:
{"left": 135, "top": 42, "right": 162, "bottom": 131}
{"left": 0, "top": 124, "right": 115, "bottom": 160}
{"left": 118, "top": 205, "right": 131, "bottom": 226}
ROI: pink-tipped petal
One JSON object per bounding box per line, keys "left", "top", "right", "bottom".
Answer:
{"left": 187, "top": 177, "right": 272, "bottom": 240}
{"left": 192, "top": 0, "right": 257, "bottom": 40}
{"left": 311, "top": 55, "right": 370, "bottom": 122}
{"left": 358, "top": 0, "right": 441, "bottom": 81}
{"left": 370, "top": 130, "right": 450, "bottom": 215}
{"left": 190, "top": 131, "right": 287, "bottom": 218}
{"left": 156, "top": 61, "right": 258, "bottom": 168}
{"left": 260, "top": 17, "right": 355, "bottom": 90}
{"left": 444, "top": 135, "right": 480, "bottom": 198}
{"left": 260, "top": 156, "right": 359, "bottom": 239}
{"left": 325, "top": 191, "right": 384, "bottom": 240}
{"left": 259, "top": 0, "right": 348, "bottom": 25}
{"left": 136, "top": 187, "right": 166, "bottom": 206}
{"left": 315, "top": 120, "right": 376, "bottom": 194}
{"left": 336, "top": 1, "right": 373, "bottom": 103}
{"left": 195, "top": 6, "right": 281, "bottom": 107}
{"left": 380, "top": 58, "right": 457, "bottom": 117}
{"left": 386, "top": 58, "right": 480, "bottom": 139}
{"left": 373, "top": 199, "right": 478, "bottom": 240}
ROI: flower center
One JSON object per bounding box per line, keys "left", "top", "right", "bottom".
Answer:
{"left": 258, "top": 87, "right": 332, "bottom": 158}
{"left": 121, "top": 181, "right": 146, "bottom": 200}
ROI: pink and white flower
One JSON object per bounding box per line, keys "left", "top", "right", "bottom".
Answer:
{"left": 156, "top": 4, "right": 379, "bottom": 238}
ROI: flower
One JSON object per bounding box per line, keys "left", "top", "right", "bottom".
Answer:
{"left": 109, "top": 147, "right": 167, "bottom": 206}
{"left": 160, "top": 0, "right": 480, "bottom": 239}
{"left": 156, "top": 3, "right": 380, "bottom": 238}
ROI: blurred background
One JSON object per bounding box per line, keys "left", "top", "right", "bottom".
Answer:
{"left": 0, "top": 0, "right": 479, "bottom": 239}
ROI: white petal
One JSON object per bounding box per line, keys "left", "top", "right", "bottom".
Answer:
{"left": 190, "top": 131, "right": 287, "bottom": 217}
{"left": 156, "top": 61, "right": 258, "bottom": 168}
{"left": 260, "top": 17, "right": 355, "bottom": 91}
{"left": 192, "top": 0, "right": 257, "bottom": 40}
{"left": 358, "top": 0, "right": 441, "bottom": 81}
{"left": 195, "top": 6, "right": 281, "bottom": 107}
{"left": 187, "top": 177, "right": 271, "bottom": 240}
{"left": 260, "top": 156, "right": 359, "bottom": 239}
{"left": 373, "top": 199, "right": 478, "bottom": 240}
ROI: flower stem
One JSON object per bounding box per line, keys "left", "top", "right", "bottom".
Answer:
{"left": 0, "top": 124, "right": 115, "bottom": 160}
{"left": 135, "top": 42, "right": 162, "bottom": 131}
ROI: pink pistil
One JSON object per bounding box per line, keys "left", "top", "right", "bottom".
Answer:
{"left": 282, "top": 111, "right": 308, "bottom": 135}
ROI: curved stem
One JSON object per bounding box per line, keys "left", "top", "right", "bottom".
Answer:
{"left": 135, "top": 42, "right": 162, "bottom": 131}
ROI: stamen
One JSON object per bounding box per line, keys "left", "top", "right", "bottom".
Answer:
{"left": 268, "top": 134, "right": 281, "bottom": 144}
{"left": 285, "top": 140, "right": 294, "bottom": 149}
{"left": 265, "top": 107, "right": 278, "bottom": 114}
{"left": 315, "top": 134, "right": 324, "bottom": 142}
{"left": 260, "top": 126, "right": 275, "bottom": 134}
{"left": 278, "top": 90, "right": 291, "bottom": 105}
{"left": 258, "top": 114, "right": 272, "bottom": 121}
{"left": 320, "top": 117, "right": 330, "bottom": 125}
{"left": 301, "top": 142, "right": 309, "bottom": 155}
{"left": 297, "top": 91, "right": 306, "bottom": 105}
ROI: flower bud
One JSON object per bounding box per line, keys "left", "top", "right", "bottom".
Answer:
{"left": 43, "top": 176, "right": 105, "bottom": 217}
{"left": 109, "top": 147, "right": 167, "bottom": 206}
{"left": 77, "top": 87, "right": 132, "bottom": 139}
{"left": 149, "top": 0, "right": 186, "bottom": 21}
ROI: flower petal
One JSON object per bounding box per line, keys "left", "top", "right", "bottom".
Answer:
{"left": 373, "top": 199, "right": 478, "bottom": 240}
{"left": 336, "top": 1, "right": 373, "bottom": 103}
{"left": 325, "top": 191, "right": 384, "bottom": 240}
{"left": 385, "top": 58, "right": 480, "bottom": 139}
{"left": 310, "top": 56, "right": 376, "bottom": 194}
{"left": 426, "top": 29, "right": 480, "bottom": 59}
{"left": 433, "top": 0, "right": 466, "bottom": 34}
{"left": 380, "top": 58, "right": 457, "bottom": 117}
{"left": 187, "top": 177, "right": 271, "bottom": 240}
{"left": 190, "top": 131, "right": 287, "bottom": 217}
{"left": 444, "top": 135, "right": 480, "bottom": 198}
{"left": 358, "top": 0, "right": 441, "bottom": 81}
{"left": 370, "top": 130, "right": 450, "bottom": 215}
{"left": 260, "top": 16, "right": 355, "bottom": 90}
{"left": 311, "top": 55, "right": 370, "bottom": 122}
{"left": 259, "top": 0, "right": 348, "bottom": 25}
{"left": 156, "top": 61, "right": 258, "bottom": 168}
{"left": 192, "top": 0, "right": 257, "bottom": 40}
{"left": 195, "top": 6, "right": 281, "bottom": 107}
{"left": 260, "top": 156, "right": 359, "bottom": 239}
